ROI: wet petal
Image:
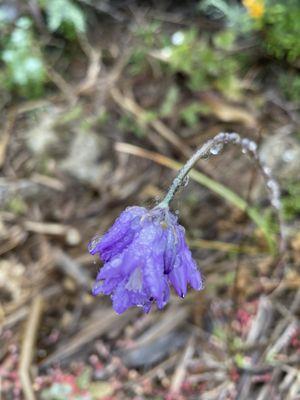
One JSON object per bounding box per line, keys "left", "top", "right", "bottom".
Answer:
{"left": 92, "top": 276, "right": 120, "bottom": 296}
{"left": 89, "top": 206, "right": 147, "bottom": 261}
{"left": 183, "top": 249, "right": 203, "bottom": 290}
{"left": 163, "top": 226, "right": 177, "bottom": 273}
{"left": 90, "top": 206, "right": 204, "bottom": 314}
{"left": 112, "top": 283, "right": 131, "bottom": 314}
{"left": 168, "top": 258, "right": 188, "bottom": 298}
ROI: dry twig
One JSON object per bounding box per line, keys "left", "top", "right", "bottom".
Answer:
{"left": 169, "top": 335, "right": 195, "bottom": 394}
{"left": 19, "top": 295, "right": 43, "bottom": 400}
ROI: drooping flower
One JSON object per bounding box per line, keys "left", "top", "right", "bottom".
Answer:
{"left": 89, "top": 206, "right": 203, "bottom": 314}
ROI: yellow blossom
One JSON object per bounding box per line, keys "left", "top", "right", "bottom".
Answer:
{"left": 243, "top": 0, "right": 265, "bottom": 19}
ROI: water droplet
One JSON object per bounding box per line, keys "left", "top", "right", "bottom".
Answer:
{"left": 267, "top": 180, "right": 277, "bottom": 190}
{"left": 271, "top": 198, "right": 281, "bottom": 209}
{"left": 183, "top": 176, "right": 189, "bottom": 187}
{"left": 171, "top": 31, "right": 185, "bottom": 46}
{"left": 228, "top": 132, "right": 240, "bottom": 143}
{"left": 88, "top": 235, "right": 101, "bottom": 253}
{"left": 282, "top": 149, "right": 296, "bottom": 163}
{"left": 210, "top": 143, "right": 224, "bottom": 155}
{"left": 248, "top": 141, "right": 257, "bottom": 152}
{"left": 216, "top": 132, "right": 225, "bottom": 141}
{"left": 92, "top": 281, "right": 104, "bottom": 296}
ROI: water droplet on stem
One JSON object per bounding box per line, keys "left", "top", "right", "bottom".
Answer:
{"left": 210, "top": 143, "right": 224, "bottom": 155}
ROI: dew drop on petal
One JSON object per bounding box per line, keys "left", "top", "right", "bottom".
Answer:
{"left": 88, "top": 235, "right": 102, "bottom": 254}
{"left": 92, "top": 281, "right": 104, "bottom": 296}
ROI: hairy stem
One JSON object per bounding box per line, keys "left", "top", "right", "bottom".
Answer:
{"left": 159, "top": 132, "right": 285, "bottom": 259}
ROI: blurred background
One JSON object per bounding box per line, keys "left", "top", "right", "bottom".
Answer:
{"left": 0, "top": 1, "right": 299, "bottom": 399}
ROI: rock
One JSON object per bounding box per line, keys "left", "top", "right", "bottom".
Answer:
{"left": 26, "top": 107, "right": 61, "bottom": 155}
{"left": 120, "top": 330, "right": 189, "bottom": 368}
{"left": 259, "top": 132, "right": 300, "bottom": 182}
{"left": 59, "top": 129, "right": 110, "bottom": 185}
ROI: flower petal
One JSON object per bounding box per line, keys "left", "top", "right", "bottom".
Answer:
{"left": 89, "top": 206, "right": 147, "bottom": 261}
{"left": 90, "top": 206, "right": 204, "bottom": 313}
{"left": 168, "top": 258, "right": 188, "bottom": 298}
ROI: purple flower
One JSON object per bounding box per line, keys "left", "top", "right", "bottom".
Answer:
{"left": 89, "top": 206, "right": 203, "bottom": 314}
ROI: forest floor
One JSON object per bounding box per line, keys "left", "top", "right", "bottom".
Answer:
{"left": 0, "top": 1, "right": 300, "bottom": 399}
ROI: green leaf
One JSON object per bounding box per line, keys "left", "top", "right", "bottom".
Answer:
{"left": 40, "top": 0, "right": 86, "bottom": 34}
{"left": 1, "top": 17, "right": 46, "bottom": 97}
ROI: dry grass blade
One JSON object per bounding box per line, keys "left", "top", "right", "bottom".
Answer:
{"left": 169, "top": 335, "right": 195, "bottom": 394}
{"left": 246, "top": 296, "right": 273, "bottom": 345}
{"left": 266, "top": 320, "right": 299, "bottom": 360}
{"left": 188, "top": 238, "right": 263, "bottom": 255}
{"left": 41, "top": 308, "right": 138, "bottom": 367}
{"left": 134, "top": 306, "right": 189, "bottom": 348}
{"left": 111, "top": 88, "right": 191, "bottom": 156}
{"left": 23, "top": 221, "right": 81, "bottom": 245}
{"left": 0, "top": 109, "right": 16, "bottom": 168}
{"left": 53, "top": 248, "right": 91, "bottom": 288}
{"left": 19, "top": 295, "right": 43, "bottom": 400}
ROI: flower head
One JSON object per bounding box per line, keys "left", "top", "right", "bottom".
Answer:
{"left": 89, "top": 206, "right": 203, "bottom": 314}
{"left": 243, "top": 0, "right": 264, "bottom": 19}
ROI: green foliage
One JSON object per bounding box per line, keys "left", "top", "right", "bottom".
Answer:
{"left": 118, "top": 115, "right": 146, "bottom": 138}
{"left": 129, "top": 21, "right": 162, "bottom": 75}
{"left": 180, "top": 102, "right": 210, "bottom": 127}
{"left": 201, "top": 0, "right": 300, "bottom": 63}
{"left": 38, "top": 0, "right": 86, "bottom": 38}
{"left": 133, "top": 21, "right": 161, "bottom": 47}
{"left": 128, "top": 48, "right": 149, "bottom": 75}
{"left": 0, "top": 0, "right": 86, "bottom": 98}
{"left": 282, "top": 181, "right": 300, "bottom": 220}
{"left": 160, "top": 86, "right": 179, "bottom": 117}
{"left": 0, "top": 17, "right": 46, "bottom": 97}
{"left": 180, "top": 103, "right": 201, "bottom": 127}
{"left": 279, "top": 72, "right": 300, "bottom": 103}
{"left": 262, "top": 1, "right": 300, "bottom": 62}
{"left": 213, "top": 30, "right": 236, "bottom": 50}
{"left": 161, "top": 28, "right": 242, "bottom": 98}
{"left": 7, "top": 196, "right": 27, "bottom": 215}
{"left": 199, "top": 0, "right": 254, "bottom": 32}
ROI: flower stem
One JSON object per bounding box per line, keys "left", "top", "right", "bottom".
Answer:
{"left": 159, "top": 132, "right": 241, "bottom": 208}
{"left": 159, "top": 132, "right": 285, "bottom": 258}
